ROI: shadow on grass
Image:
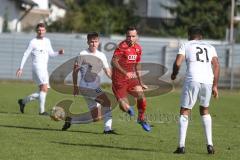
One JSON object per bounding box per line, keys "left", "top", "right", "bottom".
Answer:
{"left": 51, "top": 141, "right": 158, "bottom": 152}
{"left": 0, "top": 111, "right": 20, "bottom": 114}
{"left": 0, "top": 124, "right": 110, "bottom": 135}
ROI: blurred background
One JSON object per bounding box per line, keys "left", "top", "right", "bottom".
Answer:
{"left": 0, "top": 0, "right": 239, "bottom": 89}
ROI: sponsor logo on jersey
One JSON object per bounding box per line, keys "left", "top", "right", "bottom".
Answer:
{"left": 128, "top": 55, "right": 137, "bottom": 60}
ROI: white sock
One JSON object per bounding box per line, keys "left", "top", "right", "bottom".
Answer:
{"left": 179, "top": 115, "right": 189, "bottom": 147}
{"left": 22, "top": 92, "right": 39, "bottom": 104}
{"left": 102, "top": 107, "right": 112, "bottom": 131}
{"left": 71, "top": 104, "right": 100, "bottom": 124}
{"left": 71, "top": 113, "right": 94, "bottom": 124}
{"left": 39, "top": 91, "right": 47, "bottom": 113}
{"left": 201, "top": 114, "right": 213, "bottom": 146}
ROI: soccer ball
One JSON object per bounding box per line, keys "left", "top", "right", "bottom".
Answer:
{"left": 50, "top": 106, "right": 66, "bottom": 121}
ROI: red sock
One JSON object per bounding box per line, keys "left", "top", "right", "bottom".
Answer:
{"left": 137, "top": 97, "right": 146, "bottom": 121}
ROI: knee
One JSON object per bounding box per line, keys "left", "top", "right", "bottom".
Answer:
{"left": 137, "top": 90, "right": 145, "bottom": 98}
{"left": 93, "top": 116, "right": 102, "bottom": 122}
{"left": 99, "top": 97, "right": 111, "bottom": 108}
{"left": 40, "top": 84, "right": 48, "bottom": 92}
{"left": 137, "top": 97, "right": 146, "bottom": 106}
{"left": 104, "top": 98, "right": 111, "bottom": 107}
{"left": 118, "top": 99, "right": 129, "bottom": 112}
{"left": 200, "top": 106, "right": 209, "bottom": 116}
{"left": 180, "top": 107, "right": 190, "bottom": 115}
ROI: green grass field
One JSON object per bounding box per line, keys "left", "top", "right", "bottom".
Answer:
{"left": 0, "top": 81, "right": 240, "bottom": 160}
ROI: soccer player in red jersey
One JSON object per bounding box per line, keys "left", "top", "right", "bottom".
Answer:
{"left": 111, "top": 26, "right": 151, "bottom": 132}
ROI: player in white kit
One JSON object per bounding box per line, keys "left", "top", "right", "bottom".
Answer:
{"left": 16, "top": 23, "right": 64, "bottom": 115}
{"left": 62, "top": 32, "right": 115, "bottom": 134}
{"left": 171, "top": 26, "right": 220, "bottom": 154}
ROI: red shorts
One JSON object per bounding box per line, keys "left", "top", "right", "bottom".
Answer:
{"left": 112, "top": 79, "right": 140, "bottom": 100}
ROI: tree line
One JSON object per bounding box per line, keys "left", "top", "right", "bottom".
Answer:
{"left": 47, "top": 0, "right": 234, "bottom": 40}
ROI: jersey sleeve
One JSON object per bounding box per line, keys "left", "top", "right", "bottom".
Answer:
{"left": 101, "top": 54, "right": 110, "bottom": 69}
{"left": 19, "top": 41, "right": 33, "bottom": 69}
{"left": 76, "top": 52, "right": 84, "bottom": 66}
{"left": 211, "top": 46, "right": 218, "bottom": 58}
{"left": 113, "top": 47, "right": 124, "bottom": 57}
{"left": 114, "top": 41, "right": 127, "bottom": 57}
{"left": 178, "top": 43, "right": 186, "bottom": 55}
{"left": 47, "top": 38, "right": 58, "bottom": 57}
{"left": 136, "top": 45, "right": 142, "bottom": 63}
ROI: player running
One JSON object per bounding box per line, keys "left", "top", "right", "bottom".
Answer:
{"left": 16, "top": 23, "right": 64, "bottom": 115}
{"left": 62, "top": 32, "right": 115, "bottom": 134}
{"left": 111, "top": 26, "right": 151, "bottom": 132}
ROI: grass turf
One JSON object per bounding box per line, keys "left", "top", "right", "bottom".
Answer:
{"left": 0, "top": 82, "right": 239, "bottom": 160}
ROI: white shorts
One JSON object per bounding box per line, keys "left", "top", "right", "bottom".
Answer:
{"left": 79, "top": 87, "right": 103, "bottom": 110}
{"left": 32, "top": 69, "right": 49, "bottom": 87}
{"left": 180, "top": 81, "right": 212, "bottom": 109}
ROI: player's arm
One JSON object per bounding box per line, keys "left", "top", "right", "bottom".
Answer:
{"left": 72, "top": 58, "right": 81, "bottom": 96}
{"left": 58, "top": 49, "right": 64, "bottom": 55}
{"left": 102, "top": 54, "right": 112, "bottom": 79}
{"left": 211, "top": 56, "right": 220, "bottom": 98}
{"left": 72, "top": 61, "right": 79, "bottom": 86}
{"left": 112, "top": 55, "right": 136, "bottom": 79}
{"left": 136, "top": 63, "right": 148, "bottom": 89}
{"left": 171, "top": 54, "right": 185, "bottom": 80}
{"left": 103, "top": 68, "right": 112, "bottom": 79}
{"left": 16, "top": 42, "right": 33, "bottom": 77}
{"left": 111, "top": 55, "right": 127, "bottom": 75}
{"left": 47, "top": 39, "right": 64, "bottom": 57}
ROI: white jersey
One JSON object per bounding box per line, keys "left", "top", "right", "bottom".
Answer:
{"left": 19, "top": 37, "right": 58, "bottom": 71}
{"left": 76, "top": 49, "right": 109, "bottom": 89}
{"left": 178, "top": 40, "right": 218, "bottom": 84}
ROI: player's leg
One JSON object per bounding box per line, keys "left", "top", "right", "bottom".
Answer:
{"left": 18, "top": 68, "right": 49, "bottom": 114}
{"left": 62, "top": 97, "right": 98, "bottom": 131}
{"left": 129, "top": 85, "right": 151, "bottom": 132}
{"left": 62, "top": 88, "right": 101, "bottom": 131}
{"left": 200, "top": 107, "right": 212, "bottom": 147}
{"left": 118, "top": 98, "right": 134, "bottom": 116}
{"left": 129, "top": 85, "right": 146, "bottom": 121}
{"left": 70, "top": 96, "right": 99, "bottom": 123}
{"left": 95, "top": 92, "right": 115, "bottom": 134}
{"left": 18, "top": 92, "right": 39, "bottom": 113}
{"left": 200, "top": 106, "right": 214, "bottom": 154}
{"left": 38, "top": 83, "right": 48, "bottom": 115}
{"left": 112, "top": 84, "right": 134, "bottom": 116}
{"left": 33, "top": 70, "right": 49, "bottom": 115}
{"left": 62, "top": 107, "right": 98, "bottom": 131}
{"left": 174, "top": 107, "right": 190, "bottom": 154}
{"left": 199, "top": 83, "right": 214, "bottom": 154}
{"left": 174, "top": 81, "right": 200, "bottom": 154}
{"left": 22, "top": 92, "right": 40, "bottom": 103}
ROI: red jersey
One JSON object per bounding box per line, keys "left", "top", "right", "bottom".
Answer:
{"left": 112, "top": 40, "right": 142, "bottom": 82}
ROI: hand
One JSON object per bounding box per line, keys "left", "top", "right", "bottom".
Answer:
{"left": 73, "top": 85, "right": 79, "bottom": 96}
{"left": 141, "top": 84, "right": 148, "bottom": 90}
{"left": 212, "top": 85, "right": 218, "bottom": 99}
{"left": 58, "top": 49, "right": 64, "bottom": 55}
{"left": 171, "top": 73, "right": 176, "bottom": 80}
{"left": 126, "top": 72, "right": 137, "bottom": 79}
{"left": 16, "top": 68, "right": 23, "bottom": 78}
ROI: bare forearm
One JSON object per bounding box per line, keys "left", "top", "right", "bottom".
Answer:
{"left": 72, "top": 66, "right": 78, "bottom": 86}
{"left": 213, "top": 61, "right": 220, "bottom": 87}
{"left": 111, "top": 57, "right": 127, "bottom": 75}
{"left": 136, "top": 64, "right": 143, "bottom": 84}
{"left": 172, "top": 62, "right": 180, "bottom": 77}
{"left": 171, "top": 54, "right": 184, "bottom": 80}
{"left": 104, "top": 68, "right": 112, "bottom": 79}
{"left": 72, "top": 73, "right": 78, "bottom": 86}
